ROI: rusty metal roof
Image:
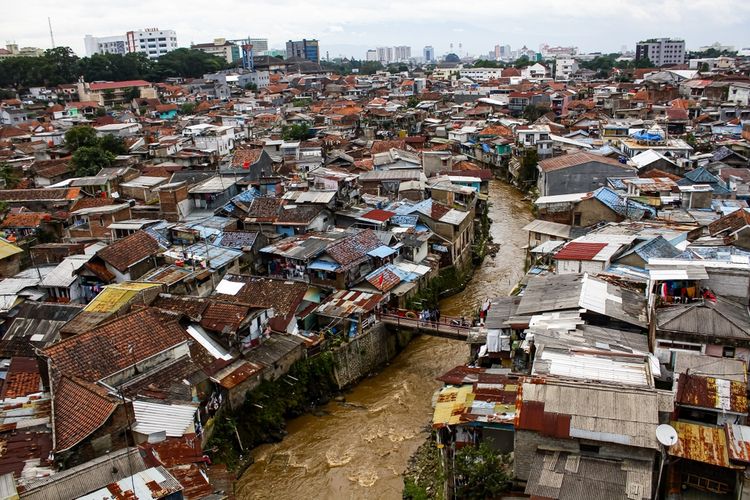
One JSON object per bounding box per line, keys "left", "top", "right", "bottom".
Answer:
{"left": 315, "top": 290, "right": 383, "bottom": 317}
{"left": 726, "top": 424, "right": 750, "bottom": 465}
{"left": 669, "top": 421, "right": 739, "bottom": 469}
{"left": 676, "top": 373, "right": 748, "bottom": 414}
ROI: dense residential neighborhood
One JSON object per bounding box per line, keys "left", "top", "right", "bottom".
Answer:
{"left": 1, "top": 22, "right": 750, "bottom": 500}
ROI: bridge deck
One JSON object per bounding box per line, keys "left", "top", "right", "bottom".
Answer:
{"left": 378, "top": 313, "right": 477, "bottom": 341}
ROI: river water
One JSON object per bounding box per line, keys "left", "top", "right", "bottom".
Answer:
{"left": 237, "top": 180, "right": 532, "bottom": 500}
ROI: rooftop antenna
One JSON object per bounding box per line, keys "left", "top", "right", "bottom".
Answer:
{"left": 48, "top": 17, "right": 55, "bottom": 48}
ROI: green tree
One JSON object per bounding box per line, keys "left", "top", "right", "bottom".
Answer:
{"left": 633, "top": 57, "right": 653, "bottom": 68}
{"left": 474, "top": 59, "right": 502, "bottom": 68}
{"left": 64, "top": 126, "right": 99, "bottom": 151}
{"left": 123, "top": 87, "right": 141, "bottom": 102}
{"left": 245, "top": 82, "right": 258, "bottom": 92}
{"left": 514, "top": 55, "right": 531, "bottom": 68}
{"left": 98, "top": 134, "right": 127, "bottom": 155}
{"left": 407, "top": 96, "right": 420, "bottom": 108}
{"left": 180, "top": 102, "right": 196, "bottom": 115}
{"left": 699, "top": 62, "right": 710, "bottom": 73}
{"left": 519, "top": 148, "right": 540, "bottom": 184}
{"left": 0, "top": 163, "right": 21, "bottom": 189}
{"left": 281, "top": 123, "right": 310, "bottom": 141}
{"left": 149, "top": 48, "right": 226, "bottom": 80}
{"left": 522, "top": 104, "right": 551, "bottom": 122}
{"left": 454, "top": 443, "right": 511, "bottom": 500}
{"left": 40, "top": 47, "right": 79, "bottom": 86}
{"left": 71, "top": 146, "right": 115, "bottom": 177}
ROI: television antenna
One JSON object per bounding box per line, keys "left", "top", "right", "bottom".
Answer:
{"left": 48, "top": 17, "right": 55, "bottom": 48}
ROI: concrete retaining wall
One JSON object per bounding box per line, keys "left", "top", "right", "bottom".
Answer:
{"left": 332, "top": 323, "right": 413, "bottom": 389}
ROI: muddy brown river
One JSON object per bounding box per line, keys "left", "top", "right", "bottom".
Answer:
{"left": 237, "top": 180, "right": 532, "bottom": 499}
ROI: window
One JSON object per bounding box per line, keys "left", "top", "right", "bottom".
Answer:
{"left": 580, "top": 444, "right": 600, "bottom": 454}
{"left": 723, "top": 346, "right": 736, "bottom": 358}
{"left": 573, "top": 213, "right": 582, "bottom": 225}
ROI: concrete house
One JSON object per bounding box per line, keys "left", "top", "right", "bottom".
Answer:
{"left": 537, "top": 152, "right": 637, "bottom": 196}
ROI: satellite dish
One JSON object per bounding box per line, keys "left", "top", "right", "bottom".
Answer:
{"left": 656, "top": 424, "right": 678, "bottom": 447}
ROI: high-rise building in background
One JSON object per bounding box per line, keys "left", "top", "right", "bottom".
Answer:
{"left": 247, "top": 38, "right": 269, "bottom": 54}
{"left": 191, "top": 38, "right": 241, "bottom": 64}
{"left": 423, "top": 46, "right": 434, "bottom": 63}
{"left": 635, "top": 38, "right": 685, "bottom": 66}
{"left": 376, "top": 46, "right": 393, "bottom": 64}
{"left": 366, "top": 49, "right": 378, "bottom": 62}
{"left": 85, "top": 28, "right": 178, "bottom": 59}
{"left": 493, "top": 44, "right": 501, "bottom": 60}
{"left": 286, "top": 39, "right": 320, "bottom": 62}
{"left": 393, "top": 46, "right": 411, "bottom": 62}
{"left": 84, "top": 34, "right": 128, "bottom": 56}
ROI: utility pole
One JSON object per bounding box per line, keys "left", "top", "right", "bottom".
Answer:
{"left": 48, "top": 17, "right": 55, "bottom": 48}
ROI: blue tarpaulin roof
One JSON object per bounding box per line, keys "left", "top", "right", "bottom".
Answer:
{"left": 631, "top": 130, "right": 663, "bottom": 141}
{"left": 308, "top": 260, "right": 341, "bottom": 271}
{"left": 367, "top": 245, "right": 397, "bottom": 259}
{"left": 481, "top": 143, "right": 492, "bottom": 153}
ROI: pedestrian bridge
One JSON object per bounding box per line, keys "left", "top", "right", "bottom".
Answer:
{"left": 378, "top": 312, "right": 480, "bottom": 341}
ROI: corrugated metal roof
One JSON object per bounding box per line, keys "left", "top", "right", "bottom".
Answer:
{"left": 0, "top": 240, "right": 23, "bottom": 260}
{"left": 669, "top": 421, "right": 736, "bottom": 468}
{"left": 676, "top": 373, "right": 747, "bottom": 414}
{"left": 518, "top": 381, "right": 661, "bottom": 450}
{"left": 726, "top": 424, "right": 750, "bottom": 464}
{"left": 554, "top": 242, "right": 608, "bottom": 261}
{"left": 20, "top": 448, "right": 147, "bottom": 500}
{"left": 315, "top": 290, "right": 383, "bottom": 317}
{"left": 77, "top": 466, "right": 183, "bottom": 500}
{"left": 83, "top": 283, "right": 161, "bottom": 313}
{"left": 39, "top": 255, "right": 90, "bottom": 288}
{"left": 132, "top": 400, "right": 198, "bottom": 438}
{"left": 523, "top": 219, "right": 574, "bottom": 239}
{"left": 525, "top": 450, "right": 652, "bottom": 500}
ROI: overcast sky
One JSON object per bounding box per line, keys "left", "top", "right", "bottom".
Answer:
{"left": 4, "top": 0, "right": 750, "bottom": 59}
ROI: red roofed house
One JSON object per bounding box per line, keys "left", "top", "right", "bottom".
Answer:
{"left": 77, "top": 79, "right": 157, "bottom": 107}
{"left": 42, "top": 308, "right": 199, "bottom": 465}
{"left": 553, "top": 240, "right": 624, "bottom": 274}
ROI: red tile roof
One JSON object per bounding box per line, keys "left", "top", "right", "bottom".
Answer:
{"left": 325, "top": 230, "right": 382, "bottom": 270}
{"left": 366, "top": 267, "right": 401, "bottom": 292}
{"left": 89, "top": 80, "right": 151, "bottom": 91}
{"left": 200, "top": 301, "right": 250, "bottom": 334}
{"left": 554, "top": 242, "right": 607, "bottom": 261}
{"left": 231, "top": 147, "right": 263, "bottom": 168}
{"left": 52, "top": 376, "right": 119, "bottom": 451}
{"left": 361, "top": 209, "right": 395, "bottom": 223}
{"left": 43, "top": 308, "right": 189, "bottom": 382}
{"left": 0, "top": 357, "right": 41, "bottom": 398}
{"left": 0, "top": 212, "right": 49, "bottom": 228}
{"left": 0, "top": 188, "right": 80, "bottom": 202}
{"left": 430, "top": 201, "right": 451, "bottom": 220}
{"left": 97, "top": 230, "right": 161, "bottom": 272}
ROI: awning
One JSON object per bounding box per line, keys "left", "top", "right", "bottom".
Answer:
{"left": 647, "top": 266, "right": 709, "bottom": 280}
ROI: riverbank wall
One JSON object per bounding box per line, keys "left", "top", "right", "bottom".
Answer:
{"left": 332, "top": 322, "right": 414, "bottom": 389}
